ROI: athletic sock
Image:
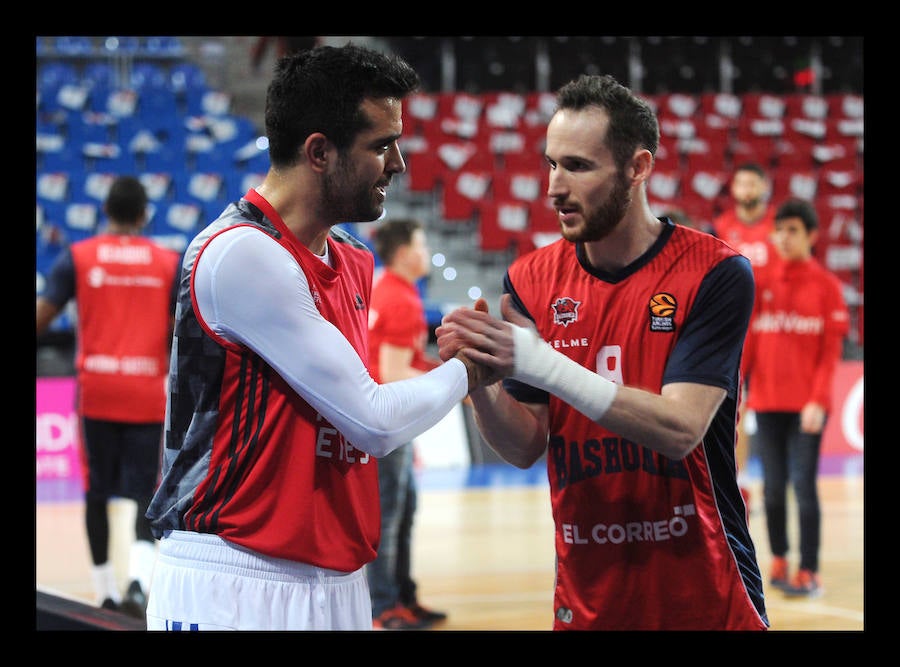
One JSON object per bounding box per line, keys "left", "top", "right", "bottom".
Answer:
{"left": 128, "top": 539, "right": 157, "bottom": 594}
{"left": 91, "top": 561, "right": 121, "bottom": 605}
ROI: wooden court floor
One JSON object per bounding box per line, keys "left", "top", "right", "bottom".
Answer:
{"left": 35, "top": 465, "right": 863, "bottom": 632}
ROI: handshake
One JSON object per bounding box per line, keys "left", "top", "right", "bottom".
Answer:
{"left": 437, "top": 295, "right": 527, "bottom": 392}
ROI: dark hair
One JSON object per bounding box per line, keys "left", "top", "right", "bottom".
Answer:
{"left": 775, "top": 198, "right": 819, "bottom": 232}
{"left": 373, "top": 218, "right": 422, "bottom": 266}
{"left": 733, "top": 162, "right": 768, "bottom": 179}
{"left": 555, "top": 74, "right": 659, "bottom": 171}
{"left": 264, "top": 43, "right": 420, "bottom": 166}
{"left": 104, "top": 176, "right": 148, "bottom": 225}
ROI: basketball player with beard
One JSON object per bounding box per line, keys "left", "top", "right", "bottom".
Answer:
{"left": 436, "top": 74, "right": 769, "bottom": 630}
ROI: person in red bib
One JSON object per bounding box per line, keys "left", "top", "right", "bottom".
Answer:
{"left": 36, "top": 175, "right": 180, "bottom": 619}
{"left": 437, "top": 74, "right": 769, "bottom": 630}
{"left": 144, "top": 44, "right": 491, "bottom": 631}
{"left": 741, "top": 198, "right": 850, "bottom": 598}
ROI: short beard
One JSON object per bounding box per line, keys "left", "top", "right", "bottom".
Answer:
{"left": 565, "top": 170, "right": 632, "bottom": 243}
{"left": 322, "top": 155, "right": 382, "bottom": 223}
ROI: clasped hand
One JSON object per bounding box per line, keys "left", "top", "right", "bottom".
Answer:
{"left": 437, "top": 294, "right": 530, "bottom": 390}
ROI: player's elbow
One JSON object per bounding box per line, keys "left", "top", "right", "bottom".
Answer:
{"left": 660, "top": 434, "right": 702, "bottom": 460}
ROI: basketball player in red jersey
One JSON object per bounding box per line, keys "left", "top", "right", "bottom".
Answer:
{"left": 144, "top": 45, "right": 490, "bottom": 631}
{"left": 437, "top": 75, "right": 769, "bottom": 630}
{"left": 712, "top": 162, "right": 779, "bottom": 507}
{"left": 36, "top": 176, "right": 180, "bottom": 618}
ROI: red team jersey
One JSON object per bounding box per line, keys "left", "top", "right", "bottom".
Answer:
{"left": 712, "top": 206, "right": 778, "bottom": 271}
{"left": 69, "top": 234, "right": 179, "bottom": 422}
{"left": 367, "top": 269, "right": 436, "bottom": 382}
{"left": 503, "top": 219, "right": 768, "bottom": 630}
{"left": 741, "top": 257, "right": 849, "bottom": 412}
{"left": 148, "top": 190, "right": 380, "bottom": 572}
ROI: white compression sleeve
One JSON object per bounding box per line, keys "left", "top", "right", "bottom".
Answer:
{"left": 511, "top": 325, "right": 618, "bottom": 421}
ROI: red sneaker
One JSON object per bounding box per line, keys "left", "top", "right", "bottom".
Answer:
{"left": 769, "top": 556, "right": 790, "bottom": 590}
{"left": 373, "top": 604, "right": 429, "bottom": 630}
{"left": 406, "top": 602, "right": 447, "bottom": 625}
{"left": 782, "top": 569, "right": 823, "bottom": 598}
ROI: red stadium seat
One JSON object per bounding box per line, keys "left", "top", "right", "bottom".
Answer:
{"left": 742, "top": 92, "right": 786, "bottom": 119}
{"left": 699, "top": 92, "right": 742, "bottom": 121}
{"left": 441, "top": 170, "right": 492, "bottom": 221}
{"left": 657, "top": 92, "right": 700, "bottom": 119}
{"left": 730, "top": 135, "right": 778, "bottom": 169}
{"left": 646, "top": 170, "right": 682, "bottom": 206}
{"left": 681, "top": 135, "right": 729, "bottom": 172}
{"left": 811, "top": 138, "right": 860, "bottom": 170}
{"left": 771, "top": 168, "right": 818, "bottom": 203}
{"left": 774, "top": 137, "right": 817, "bottom": 170}
{"left": 478, "top": 200, "right": 529, "bottom": 254}
{"left": 826, "top": 93, "right": 864, "bottom": 120}
{"left": 492, "top": 170, "right": 544, "bottom": 203}
{"left": 784, "top": 94, "right": 830, "bottom": 121}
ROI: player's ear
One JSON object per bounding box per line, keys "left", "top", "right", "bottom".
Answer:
{"left": 304, "top": 133, "right": 330, "bottom": 172}
{"left": 629, "top": 148, "right": 654, "bottom": 185}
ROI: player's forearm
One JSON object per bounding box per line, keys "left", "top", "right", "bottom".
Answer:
{"left": 468, "top": 383, "right": 547, "bottom": 468}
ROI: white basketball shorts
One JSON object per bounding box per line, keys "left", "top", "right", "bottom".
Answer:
{"left": 146, "top": 530, "right": 372, "bottom": 631}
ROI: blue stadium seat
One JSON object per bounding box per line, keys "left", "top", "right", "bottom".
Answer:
{"left": 130, "top": 62, "right": 169, "bottom": 91}
{"left": 169, "top": 62, "right": 208, "bottom": 94}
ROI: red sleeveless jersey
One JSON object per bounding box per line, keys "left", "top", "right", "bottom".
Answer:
{"left": 69, "top": 234, "right": 179, "bottom": 422}
{"left": 149, "top": 192, "right": 380, "bottom": 571}
{"left": 505, "top": 222, "right": 767, "bottom": 630}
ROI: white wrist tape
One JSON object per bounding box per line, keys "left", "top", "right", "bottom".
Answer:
{"left": 511, "top": 325, "right": 618, "bottom": 421}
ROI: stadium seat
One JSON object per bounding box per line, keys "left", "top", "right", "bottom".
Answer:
{"left": 683, "top": 167, "right": 729, "bottom": 206}
{"left": 437, "top": 91, "right": 484, "bottom": 123}
{"left": 774, "top": 137, "right": 817, "bottom": 170}
{"left": 657, "top": 92, "right": 700, "bottom": 119}
{"left": 138, "top": 172, "right": 173, "bottom": 202}
{"left": 699, "top": 92, "right": 742, "bottom": 121}
{"left": 811, "top": 139, "right": 859, "bottom": 170}
{"left": 63, "top": 199, "right": 100, "bottom": 242}
{"left": 742, "top": 92, "right": 786, "bottom": 119}
{"left": 491, "top": 170, "right": 544, "bottom": 203}
{"left": 402, "top": 151, "right": 443, "bottom": 194}
{"left": 771, "top": 168, "right": 818, "bottom": 203}
{"left": 477, "top": 200, "right": 529, "bottom": 254}
{"left": 646, "top": 170, "right": 682, "bottom": 206}
{"left": 784, "top": 94, "right": 829, "bottom": 121}
{"left": 826, "top": 93, "right": 864, "bottom": 120}
{"left": 729, "top": 135, "right": 778, "bottom": 169}
{"left": 441, "top": 170, "right": 492, "bottom": 221}
{"left": 680, "top": 136, "right": 730, "bottom": 172}
{"left": 130, "top": 62, "right": 169, "bottom": 90}
{"left": 36, "top": 172, "right": 71, "bottom": 202}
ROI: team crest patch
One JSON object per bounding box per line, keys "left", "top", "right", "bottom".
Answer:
{"left": 648, "top": 292, "right": 676, "bottom": 332}
{"left": 551, "top": 297, "right": 581, "bottom": 327}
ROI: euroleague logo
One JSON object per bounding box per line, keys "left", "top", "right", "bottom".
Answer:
{"left": 551, "top": 297, "right": 581, "bottom": 327}
{"left": 649, "top": 291, "right": 676, "bottom": 332}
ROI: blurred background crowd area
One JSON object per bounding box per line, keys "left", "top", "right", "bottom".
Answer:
{"left": 36, "top": 35, "right": 864, "bottom": 374}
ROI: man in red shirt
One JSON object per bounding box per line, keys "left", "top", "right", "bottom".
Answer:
{"left": 741, "top": 198, "right": 849, "bottom": 597}
{"left": 36, "top": 175, "right": 180, "bottom": 618}
{"left": 366, "top": 218, "right": 447, "bottom": 629}
{"left": 712, "top": 162, "right": 778, "bottom": 270}
{"left": 712, "top": 162, "right": 779, "bottom": 511}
